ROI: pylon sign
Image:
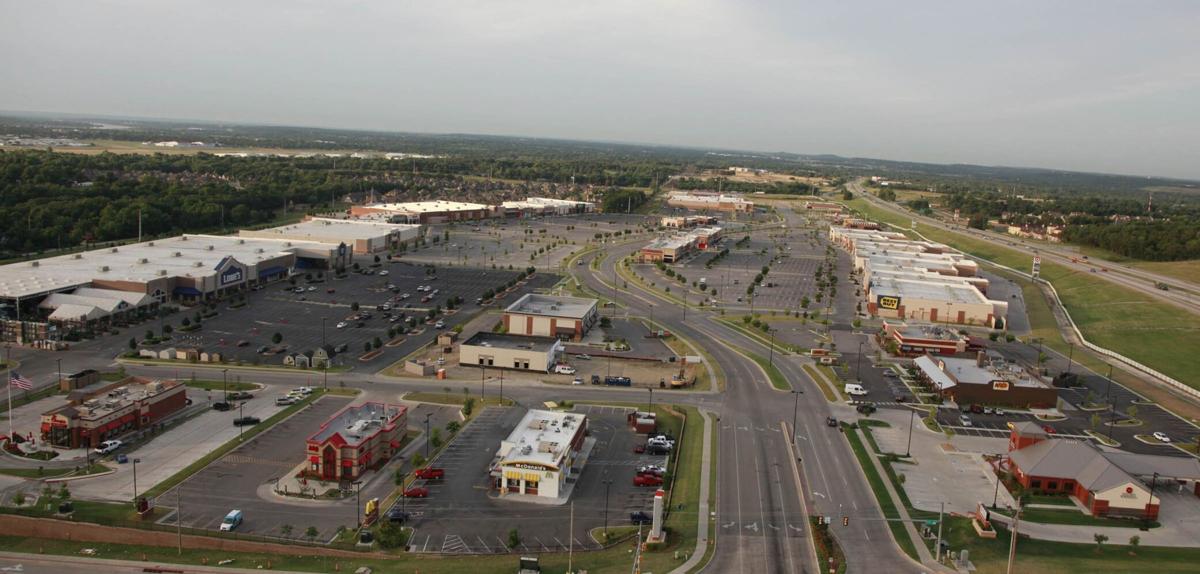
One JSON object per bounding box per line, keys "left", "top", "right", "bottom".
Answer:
{"left": 1032, "top": 256, "right": 1041, "bottom": 278}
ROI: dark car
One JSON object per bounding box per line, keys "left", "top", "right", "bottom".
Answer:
{"left": 630, "top": 511, "right": 652, "bottom": 525}
{"left": 826, "top": 416, "right": 838, "bottom": 427}
{"left": 212, "top": 402, "right": 233, "bottom": 412}
{"left": 855, "top": 403, "right": 877, "bottom": 414}
{"left": 233, "top": 416, "right": 261, "bottom": 426}
{"left": 227, "top": 391, "right": 254, "bottom": 401}
{"left": 386, "top": 506, "right": 410, "bottom": 524}
{"left": 646, "top": 444, "right": 671, "bottom": 456}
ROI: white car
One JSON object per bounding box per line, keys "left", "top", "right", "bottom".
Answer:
{"left": 378, "top": 270, "right": 389, "bottom": 276}
{"left": 275, "top": 396, "right": 298, "bottom": 406}
{"left": 336, "top": 321, "right": 348, "bottom": 329}
{"left": 959, "top": 415, "right": 973, "bottom": 427}
{"left": 401, "top": 293, "right": 411, "bottom": 300}
{"left": 307, "top": 286, "right": 316, "bottom": 292}
{"left": 434, "top": 320, "right": 446, "bottom": 329}
{"left": 291, "top": 387, "right": 314, "bottom": 396}
{"left": 1153, "top": 432, "right": 1171, "bottom": 443}
{"left": 572, "top": 377, "right": 583, "bottom": 385}
{"left": 554, "top": 364, "right": 576, "bottom": 375}
{"left": 93, "top": 439, "right": 122, "bottom": 455}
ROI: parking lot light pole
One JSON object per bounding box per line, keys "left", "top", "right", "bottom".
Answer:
{"left": 352, "top": 480, "right": 365, "bottom": 528}
{"left": 424, "top": 413, "right": 433, "bottom": 460}
{"left": 855, "top": 340, "right": 864, "bottom": 381}
{"left": 992, "top": 454, "right": 1004, "bottom": 508}
{"left": 132, "top": 458, "right": 141, "bottom": 506}
{"left": 768, "top": 328, "right": 776, "bottom": 368}
{"left": 790, "top": 390, "right": 800, "bottom": 444}
{"left": 481, "top": 366, "right": 486, "bottom": 405}
{"left": 602, "top": 478, "right": 613, "bottom": 538}
{"left": 221, "top": 369, "right": 228, "bottom": 402}
{"left": 647, "top": 388, "right": 653, "bottom": 413}
{"left": 238, "top": 402, "right": 244, "bottom": 440}
{"left": 906, "top": 409, "right": 916, "bottom": 457}
{"left": 1065, "top": 342, "right": 1075, "bottom": 375}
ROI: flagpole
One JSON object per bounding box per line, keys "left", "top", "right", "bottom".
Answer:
{"left": 6, "top": 346, "right": 12, "bottom": 443}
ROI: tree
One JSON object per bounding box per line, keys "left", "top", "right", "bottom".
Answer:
{"left": 364, "top": 341, "right": 372, "bottom": 353}
{"left": 181, "top": 317, "right": 191, "bottom": 327}
{"left": 446, "top": 420, "right": 461, "bottom": 434}
{"left": 128, "top": 337, "right": 137, "bottom": 350}
{"left": 412, "top": 453, "right": 426, "bottom": 468}
{"left": 280, "top": 524, "right": 294, "bottom": 539}
{"left": 1090, "top": 412, "right": 1101, "bottom": 431}
{"left": 599, "top": 316, "right": 612, "bottom": 328}
{"left": 1128, "top": 534, "right": 1140, "bottom": 555}
{"left": 305, "top": 526, "right": 319, "bottom": 543}
{"left": 377, "top": 519, "right": 408, "bottom": 549}
{"left": 507, "top": 528, "right": 521, "bottom": 549}
{"left": 162, "top": 324, "right": 173, "bottom": 335}
{"left": 351, "top": 302, "right": 360, "bottom": 311}
{"left": 1094, "top": 533, "right": 1108, "bottom": 553}
{"left": 11, "top": 491, "right": 25, "bottom": 507}
{"left": 271, "top": 332, "right": 283, "bottom": 344}
{"left": 373, "top": 337, "right": 382, "bottom": 349}
{"left": 431, "top": 428, "right": 442, "bottom": 448}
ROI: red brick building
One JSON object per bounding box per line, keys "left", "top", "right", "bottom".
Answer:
{"left": 305, "top": 402, "right": 407, "bottom": 481}
{"left": 1006, "top": 423, "right": 1200, "bottom": 519}
{"left": 40, "top": 377, "right": 187, "bottom": 448}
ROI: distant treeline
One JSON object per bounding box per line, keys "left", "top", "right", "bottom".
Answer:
{"left": 1062, "top": 219, "right": 1200, "bottom": 262}
{"left": 673, "top": 177, "right": 818, "bottom": 195}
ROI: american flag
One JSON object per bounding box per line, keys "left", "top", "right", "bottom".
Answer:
{"left": 8, "top": 372, "right": 33, "bottom": 391}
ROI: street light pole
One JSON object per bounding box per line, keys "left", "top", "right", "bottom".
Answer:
{"left": 855, "top": 340, "right": 864, "bottom": 381}
{"left": 1065, "top": 342, "right": 1075, "bottom": 375}
{"left": 238, "top": 402, "right": 244, "bottom": 440}
{"left": 132, "top": 458, "right": 141, "bottom": 506}
{"left": 992, "top": 454, "right": 1004, "bottom": 508}
{"left": 222, "top": 369, "right": 228, "bottom": 403}
{"left": 647, "top": 388, "right": 653, "bottom": 413}
{"left": 768, "top": 328, "right": 775, "bottom": 368}
{"left": 906, "top": 409, "right": 916, "bottom": 457}
{"left": 481, "top": 366, "right": 486, "bottom": 405}
{"left": 790, "top": 390, "right": 800, "bottom": 444}
{"left": 354, "top": 480, "right": 363, "bottom": 528}
{"left": 424, "top": 413, "right": 433, "bottom": 460}
{"left": 602, "top": 479, "right": 613, "bottom": 538}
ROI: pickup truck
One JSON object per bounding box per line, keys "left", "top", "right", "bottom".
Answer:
{"left": 414, "top": 467, "right": 445, "bottom": 480}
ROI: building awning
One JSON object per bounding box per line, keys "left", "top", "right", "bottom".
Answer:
{"left": 308, "top": 455, "right": 319, "bottom": 463}
{"left": 39, "top": 422, "right": 51, "bottom": 434}
{"left": 389, "top": 440, "right": 400, "bottom": 449}
{"left": 173, "top": 286, "right": 203, "bottom": 297}
{"left": 503, "top": 469, "right": 523, "bottom": 480}
{"left": 524, "top": 472, "right": 541, "bottom": 482}
{"left": 120, "top": 413, "right": 136, "bottom": 425}
{"left": 341, "top": 459, "right": 354, "bottom": 467}
{"left": 258, "top": 266, "right": 287, "bottom": 278}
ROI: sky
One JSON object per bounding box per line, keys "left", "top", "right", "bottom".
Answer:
{"left": 2, "top": 1, "right": 1199, "bottom": 179}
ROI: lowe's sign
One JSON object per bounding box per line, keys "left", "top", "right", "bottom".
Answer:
{"left": 220, "top": 265, "right": 245, "bottom": 286}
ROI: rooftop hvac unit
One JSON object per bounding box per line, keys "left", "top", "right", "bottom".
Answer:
{"left": 256, "top": 248, "right": 264, "bottom": 254}
{"left": 110, "top": 247, "right": 119, "bottom": 253}
{"left": 73, "top": 254, "right": 82, "bottom": 259}
{"left": 173, "top": 251, "right": 182, "bottom": 257}
{"left": 206, "top": 245, "right": 214, "bottom": 251}
{"left": 98, "top": 265, "right": 109, "bottom": 272}
{"left": 148, "top": 241, "right": 154, "bottom": 246}
{"left": 193, "top": 261, "right": 204, "bottom": 267}
{"left": 238, "top": 239, "right": 245, "bottom": 244}
{"left": 138, "top": 258, "right": 149, "bottom": 264}
{"left": 29, "top": 261, "right": 38, "bottom": 267}
{"left": 158, "top": 270, "right": 167, "bottom": 276}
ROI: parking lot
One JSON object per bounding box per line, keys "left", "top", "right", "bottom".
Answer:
{"left": 400, "top": 214, "right": 654, "bottom": 271}
{"left": 156, "top": 395, "right": 357, "bottom": 540}
{"left": 140, "top": 262, "right": 559, "bottom": 373}
{"left": 403, "top": 404, "right": 668, "bottom": 554}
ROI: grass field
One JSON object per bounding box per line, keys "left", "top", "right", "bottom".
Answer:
{"left": 402, "top": 391, "right": 513, "bottom": 407}
{"left": 846, "top": 198, "right": 1200, "bottom": 387}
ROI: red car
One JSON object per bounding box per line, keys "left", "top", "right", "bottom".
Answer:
{"left": 1042, "top": 425, "right": 1057, "bottom": 434}
{"left": 327, "top": 288, "right": 336, "bottom": 294}
{"left": 415, "top": 467, "right": 445, "bottom": 480}
{"left": 633, "top": 444, "right": 646, "bottom": 454}
{"left": 403, "top": 487, "right": 429, "bottom": 498}
{"left": 633, "top": 475, "right": 663, "bottom": 487}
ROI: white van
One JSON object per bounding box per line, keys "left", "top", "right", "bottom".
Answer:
{"left": 553, "top": 364, "right": 577, "bottom": 375}
{"left": 843, "top": 383, "right": 868, "bottom": 397}
{"left": 219, "top": 509, "right": 243, "bottom": 531}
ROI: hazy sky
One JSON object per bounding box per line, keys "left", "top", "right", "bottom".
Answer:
{"left": 3, "top": 1, "right": 1199, "bottom": 179}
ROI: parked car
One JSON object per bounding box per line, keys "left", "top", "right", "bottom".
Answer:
{"left": 378, "top": 270, "right": 389, "bottom": 276}
{"left": 227, "top": 391, "right": 254, "bottom": 401}
{"left": 634, "top": 474, "right": 664, "bottom": 487}
{"left": 553, "top": 364, "right": 576, "bottom": 375}
{"left": 637, "top": 465, "right": 666, "bottom": 477}
{"left": 235, "top": 340, "right": 250, "bottom": 347}
{"left": 336, "top": 321, "right": 349, "bottom": 329}
{"left": 633, "top": 444, "right": 646, "bottom": 454}
{"left": 434, "top": 320, "right": 446, "bottom": 329}
{"left": 572, "top": 377, "right": 583, "bottom": 385}
{"left": 212, "top": 401, "right": 233, "bottom": 412}
{"left": 386, "top": 506, "right": 410, "bottom": 524}
{"left": 959, "top": 415, "right": 973, "bottom": 427}
{"left": 843, "top": 383, "right": 868, "bottom": 397}
{"left": 233, "top": 416, "right": 261, "bottom": 427}
{"left": 630, "top": 511, "right": 652, "bottom": 525}
{"left": 415, "top": 467, "right": 445, "bottom": 480}
{"left": 575, "top": 354, "right": 592, "bottom": 360}
{"left": 855, "top": 403, "right": 877, "bottom": 414}
{"left": 968, "top": 404, "right": 984, "bottom": 414}
{"left": 1042, "top": 425, "right": 1057, "bottom": 434}
{"left": 275, "top": 396, "right": 298, "bottom": 406}
{"left": 219, "top": 509, "right": 243, "bottom": 532}
{"left": 292, "top": 387, "right": 314, "bottom": 395}
{"left": 1153, "top": 431, "right": 1171, "bottom": 443}
{"left": 327, "top": 288, "right": 336, "bottom": 294}
{"left": 993, "top": 408, "right": 1007, "bottom": 417}
{"left": 646, "top": 444, "right": 672, "bottom": 456}
{"left": 93, "top": 440, "right": 122, "bottom": 455}
{"left": 403, "top": 487, "right": 430, "bottom": 498}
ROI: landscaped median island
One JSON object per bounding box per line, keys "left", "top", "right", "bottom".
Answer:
{"left": 731, "top": 344, "right": 790, "bottom": 390}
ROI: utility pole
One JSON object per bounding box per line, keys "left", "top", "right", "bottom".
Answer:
{"left": 647, "top": 388, "right": 653, "bottom": 413}
{"left": 906, "top": 409, "right": 916, "bottom": 457}
{"left": 569, "top": 501, "right": 575, "bottom": 573}
{"left": 424, "top": 413, "right": 433, "bottom": 459}
{"left": 992, "top": 454, "right": 1004, "bottom": 508}
{"left": 602, "top": 478, "right": 613, "bottom": 539}
{"left": 790, "top": 390, "right": 800, "bottom": 444}
{"left": 935, "top": 501, "right": 945, "bottom": 563}
{"left": 1006, "top": 498, "right": 1021, "bottom": 574}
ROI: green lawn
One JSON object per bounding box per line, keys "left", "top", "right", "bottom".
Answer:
{"left": 0, "top": 463, "right": 110, "bottom": 479}
{"left": 801, "top": 364, "right": 838, "bottom": 402}
{"left": 845, "top": 198, "right": 1200, "bottom": 387}
{"left": 995, "top": 507, "right": 1159, "bottom": 529}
